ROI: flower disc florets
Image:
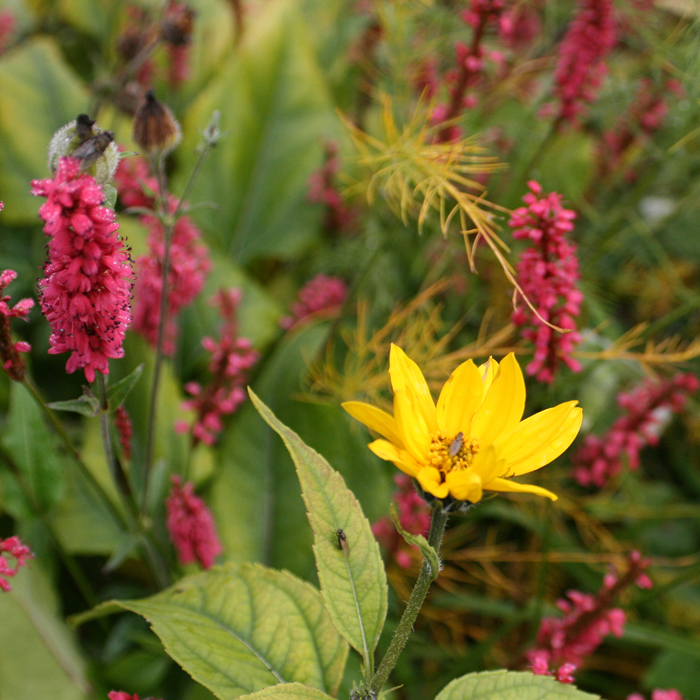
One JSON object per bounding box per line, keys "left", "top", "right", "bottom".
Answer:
{"left": 343, "top": 345, "right": 582, "bottom": 505}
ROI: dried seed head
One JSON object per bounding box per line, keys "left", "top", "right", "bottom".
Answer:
{"left": 132, "top": 89, "right": 182, "bottom": 156}
{"left": 161, "top": 5, "right": 195, "bottom": 46}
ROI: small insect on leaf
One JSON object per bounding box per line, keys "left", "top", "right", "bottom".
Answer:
{"left": 336, "top": 528, "right": 349, "bottom": 553}
{"left": 449, "top": 431, "right": 464, "bottom": 457}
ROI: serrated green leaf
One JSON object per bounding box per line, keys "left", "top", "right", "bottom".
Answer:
{"left": 249, "top": 391, "right": 388, "bottom": 669}
{"left": 46, "top": 395, "right": 99, "bottom": 417}
{"left": 434, "top": 670, "right": 601, "bottom": 700}
{"left": 106, "top": 363, "right": 145, "bottom": 410}
{"left": 389, "top": 503, "right": 439, "bottom": 581}
{"left": 239, "top": 683, "right": 334, "bottom": 700}
{"left": 72, "top": 563, "right": 348, "bottom": 700}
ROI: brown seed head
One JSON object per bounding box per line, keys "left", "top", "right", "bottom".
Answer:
{"left": 132, "top": 89, "right": 182, "bottom": 156}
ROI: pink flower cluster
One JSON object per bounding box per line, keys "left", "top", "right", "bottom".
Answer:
{"left": 166, "top": 475, "right": 222, "bottom": 568}
{"left": 572, "top": 372, "right": 699, "bottom": 488}
{"left": 629, "top": 691, "right": 684, "bottom": 700}
{"left": 372, "top": 474, "right": 431, "bottom": 569}
{"left": 114, "top": 405, "right": 133, "bottom": 460}
{"left": 599, "top": 78, "right": 684, "bottom": 180}
{"left": 497, "top": 3, "right": 540, "bottom": 51}
{"left": 307, "top": 142, "right": 357, "bottom": 234}
{"left": 0, "top": 536, "right": 33, "bottom": 592}
{"left": 527, "top": 551, "right": 652, "bottom": 672}
{"left": 428, "top": 0, "right": 505, "bottom": 142}
{"left": 550, "top": 0, "right": 616, "bottom": 125}
{"left": 32, "top": 157, "right": 133, "bottom": 384}
{"left": 530, "top": 655, "right": 576, "bottom": 684}
{"left": 109, "top": 692, "right": 162, "bottom": 700}
{"left": 280, "top": 274, "right": 348, "bottom": 331}
{"left": 0, "top": 267, "right": 34, "bottom": 381}
{"left": 115, "top": 155, "right": 210, "bottom": 356}
{"left": 509, "top": 181, "right": 582, "bottom": 383}
{"left": 175, "top": 289, "right": 258, "bottom": 446}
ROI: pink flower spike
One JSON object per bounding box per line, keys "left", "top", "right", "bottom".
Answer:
{"left": 573, "top": 373, "right": 698, "bottom": 488}
{"left": 550, "top": 0, "right": 617, "bottom": 126}
{"left": 166, "top": 475, "right": 222, "bottom": 569}
{"left": 0, "top": 266, "right": 34, "bottom": 381}
{"left": 280, "top": 274, "right": 348, "bottom": 331}
{"left": 509, "top": 182, "right": 582, "bottom": 383}
{"left": 32, "top": 158, "right": 132, "bottom": 383}
{"left": 0, "top": 535, "right": 34, "bottom": 592}
{"left": 177, "top": 288, "right": 258, "bottom": 446}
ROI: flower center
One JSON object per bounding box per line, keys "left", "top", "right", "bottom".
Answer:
{"left": 428, "top": 431, "right": 480, "bottom": 480}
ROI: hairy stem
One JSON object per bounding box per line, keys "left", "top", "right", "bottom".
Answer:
{"left": 368, "top": 504, "right": 449, "bottom": 696}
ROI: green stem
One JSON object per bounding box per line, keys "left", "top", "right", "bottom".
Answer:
{"left": 368, "top": 504, "right": 449, "bottom": 696}
{"left": 143, "top": 141, "right": 216, "bottom": 512}
{"left": 21, "top": 377, "right": 129, "bottom": 531}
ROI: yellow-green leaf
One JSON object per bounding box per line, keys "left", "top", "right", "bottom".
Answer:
{"left": 71, "top": 563, "right": 347, "bottom": 700}
{"left": 434, "top": 670, "right": 601, "bottom": 700}
{"left": 239, "top": 683, "right": 334, "bottom": 700}
{"left": 249, "top": 391, "right": 388, "bottom": 669}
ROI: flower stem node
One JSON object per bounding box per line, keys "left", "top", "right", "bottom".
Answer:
{"left": 48, "top": 114, "right": 122, "bottom": 184}
{"left": 343, "top": 345, "right": 582, "bottom": 504}
{"left": 133, "top": 89, "right": 182, "bottom": 157}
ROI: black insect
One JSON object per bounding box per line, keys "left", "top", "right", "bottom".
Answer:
{"left": 74, "top": 114, "right": 96, "bottom": 143}
{"left": 71, "top": 130, "right": 114, "bottom": 172}
{"left": 448, "top": 431, "right": 464, "bottom": 457}
{"left": 336, "top": 528, "right": 349, "bottom": 553}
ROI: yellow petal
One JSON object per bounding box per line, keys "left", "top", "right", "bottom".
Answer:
{"left": 389, "top": 344, "right": 437, "bottom": 433}
{"left": 342, "top": 401, "right": 404, "bottom": 447}
{"left": 394, "top": 389, "right": 431, "bottom": 462}
{"left": 445, "top": 469, "right": 483, "bottom": 502}
{"left": 498, "top": 402, "right": 583, "bottom": 476}
{"left": 368, "top": 439, "right": 420, "bottom": 477}
{"left": 484, "top": 477, "right": 558, "bottom": 501}
{"left": 478, "top": 357, "right": 499, "bottom": 393}
{"left": 469, "top": 443, "right": 505, "bottom": 485}
{"left": 436, "top": 359, "right": 484, "bottom": 436}
{"left": 471, "top": 353, "right": 525, "bottom": 445}
{"left": 416, "top": 466, "right": 449, "bottom": 499}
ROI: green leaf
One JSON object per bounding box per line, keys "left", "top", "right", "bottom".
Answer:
{"left": 0, "top": 564, "right": 90, "bottom": 700}
{"left": 249, "top": 391, "right": 388, "bottom": 668}
{"left": 73, "top": 563, "right": 348, "bottom": 700}
{"left": 389, "top": 503, "right": 439, "bottom": 581}
{"left": 106, "top": 363, "right": 145, "bottom": 410}
{"left": 1, "top": 382, "right": 66, "bottom": 513}
{"left": 47, "top": 395, "right": 99, "bottom": 417}
{"left": 177, "top": 0, "right": 337, "bottom": 262}
{"left": 0, "top": 37, "right": 88, "bottom": 224}
{"left": 239, "top": 684, "right": 334, "bottom": 700}
{"left": 434, "top": 670, "right": 601, "bottom": 700}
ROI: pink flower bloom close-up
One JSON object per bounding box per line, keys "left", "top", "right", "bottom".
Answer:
{"left": 32, "top": 157, "right": 133, "bottom": 383}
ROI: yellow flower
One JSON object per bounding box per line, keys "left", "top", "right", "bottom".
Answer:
{"left": 342, "top": 345, "right": 582, "bottom": 503}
